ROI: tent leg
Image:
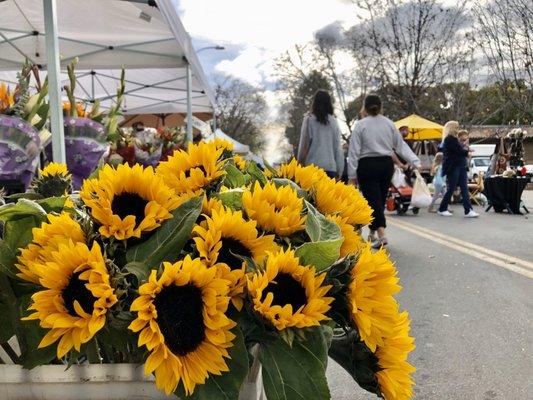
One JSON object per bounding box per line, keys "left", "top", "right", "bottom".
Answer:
{"left": 186, "top": 62, "right": 193, "bottom": 143}
{"left": 43, "top": 0, "right": 65, "bottom": 163}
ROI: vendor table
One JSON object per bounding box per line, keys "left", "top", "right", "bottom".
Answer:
{"left": 483, "top": 176, "right": 529, "bottom": 214}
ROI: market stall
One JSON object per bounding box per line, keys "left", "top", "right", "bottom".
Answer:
{"left": 0, "top": 0, "right": 216, "bottom": 164}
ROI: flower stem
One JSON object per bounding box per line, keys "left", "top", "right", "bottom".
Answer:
{"left": 86, "top": 338, "right": 101, "bottom": 364}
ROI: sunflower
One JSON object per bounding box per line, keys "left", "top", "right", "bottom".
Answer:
{"left": 242, "top": 181, "right": 306, "bottom": 236}
{"left": 16, "top": 213, "right": 85, "bottom": 284}
{"left": 34, "top": 162, "right": 72, "bottom": 197}
{"left": 202, "top": 195, "right": 224, "bottom": 218}
{"left": 247, "top": 248, "right": 333, "bottom": 330}
{"left": 314, "top": 177, "right": 373, "bottom": 226}
{"left": 208, "top": 138, "right": 234, "bottom": 153}
{"left": 233, "top": 154, "right": 247, "bottom": 170}
{"left": 347, "top": 246, "right": 402, "bottom": 352}
{"left": 327, "top": 214, "right": 365, "bottom": 258}
{"left": 128, "top": 257, "right": 235, "bottom": 396}
{"left": 40, "top": 162, "right": 69, "bottom": 178}
{"left": 276, "top": 159, "right": 328, "bottom": 191}
{"left": 156, "top": 141, "right": 225, "bottom": 194}
{"left": 375, "top": 311, "right": 416, "bottom": 400}
{"left": 22, "top": 240, "right": 117, "bottom": 358}
{"left": 80, "top": 164, "right": 179, "bottom": 240}
{"left": 0, "top": 82, "right": 14, "bottom": 111}
{"left": 193, "top": 207, "right": 278, "bottom": 309}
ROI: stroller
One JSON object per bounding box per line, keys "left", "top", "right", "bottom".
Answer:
{"left": 386, "top": 166, "right": 420, "bottom": 215}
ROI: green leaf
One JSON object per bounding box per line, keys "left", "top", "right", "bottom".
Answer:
{"left": 259, "top": 332, "right": 331, "bottom": 400}
{"left": 295, "top": 239, "right": 342, "bottom": 272}
{"left": 0, "top": 301, "right": 15, "bottom": 342}
{"left": 123, "top": 261, "right": 150, "bottom": 283}
{"left": 4, "top": 215, "right": 43, "bottom": 251}
{"left": 246, "top": 162, "right": 267, "bottom": 186}
{"left": 18, "top": 295, "right": 58, "bottom": 369}
{"left": 4, "top": 192, "right": 43, "bottom": 202}
{"left": 36, "top": 196, "right": 67, "bottom": 214}
{"left": 214, "top": 189, "right": 244, "bottom": 211}
{"left": 0, "top": 240, "right": 18, "bottom": 278}
{"left": 18, "top": 319, "right": 58, "bottom": 369}
{"left": 223, "top": 164, "right": 246, "bottom": 188}
{"left": 304, "top": 201, "right": 340, "bottom": 242}
{"left": 294, "top": 202, "right": 342, "bottom": 271}
{"left": 175, "top": 327, "right": 249, "bottom": 400}
{"left": 272, "top": 178, "right": 307, "bottom": 199}
{"left": 0, "top": 199, "right": 47, "bottom": 222}
{"left": 126, "top": 197, "right": 202, "bottom": 268}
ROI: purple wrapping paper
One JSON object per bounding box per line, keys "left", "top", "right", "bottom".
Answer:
{"left": 0, "top": 115, "right": 41, "bottom": 190}
{"left": 63, "top": 118, "right": 109, "bottom": 189}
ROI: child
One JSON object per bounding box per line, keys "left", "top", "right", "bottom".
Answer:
{"left": 428, "top": 152, "right": 445, "bottom": 213}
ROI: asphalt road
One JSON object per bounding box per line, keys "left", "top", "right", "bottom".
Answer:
{"left": 326, "top": 196, "right": 533, "bottom": 400}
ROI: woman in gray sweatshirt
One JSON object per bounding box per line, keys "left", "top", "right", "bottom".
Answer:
{"left": 347, "top": 94, "right": 420, "bottom": 248}
{"left": 297, "top": 90, "right": 344, "bottom": 179}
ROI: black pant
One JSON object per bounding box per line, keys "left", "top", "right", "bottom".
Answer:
{"left": 325, "top": 170, "right": 338, "bottom": 179}
{"left": 357, "top": 156, "right": 394, "bottom": 231}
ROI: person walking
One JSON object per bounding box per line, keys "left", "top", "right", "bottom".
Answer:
{"left": 297, "top": 90, "right": 344, "bottom": 179}
{"left": 347, "top": 94, "right": 420, "bottom": 248}
{"left": 428, "top": 152, "right": 446, "bottom": 213}
{"left": 437, "top": 122, "right": 479, "bottom": 218}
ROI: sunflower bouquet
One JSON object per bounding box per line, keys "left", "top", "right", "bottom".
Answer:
{"left": 0, "top": 139, "right": 415, "bottom": 400}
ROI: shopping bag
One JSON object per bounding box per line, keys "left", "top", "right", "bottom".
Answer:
{"left": 411, "top": 170, "right": 432, "bottom": 208}
{"left": 391, "top": 167, "right": 408, "bottom": 187}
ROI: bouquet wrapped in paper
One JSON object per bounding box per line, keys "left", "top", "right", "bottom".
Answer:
{"left": 0, "top": 140, "right": 415, "bottom": 400}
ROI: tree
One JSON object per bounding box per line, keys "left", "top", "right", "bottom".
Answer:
{"left": 284, "top": 70, "right": 333, "bottom": 154}
{"left": 346, "top": 0, "right": 470, "bottom": 115}
{"left": 214, "top": 77, "right": 268, "bottom": 152}
{"left": 472, "top": 0, "right": 533, "bottom": 123}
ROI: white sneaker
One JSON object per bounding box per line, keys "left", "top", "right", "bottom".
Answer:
{"left": 465, "top": 210, "right": 479, "bottom": 218}
{"left": 437, "top": 210, "right": 453, "bottom": 217}
{"left": 371, "top": 237, "right": 388, "bottom": 249}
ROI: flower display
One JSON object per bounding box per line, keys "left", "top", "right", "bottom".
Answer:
{"left": 242, "top": 181, "right": 306, "bottom": 236}
{"left": 23, "top": 241, "right": 117, "bottom": 358}
{"left": 128, "top": 257, "right": 235, "bottom": 395}
{"left": 156, "top": 141, "right": 226, "bottom": 194}
{"left": 0, "top": 142, "right": 415, "bottom": 400}
{"left": 80, "top": 163, "right": 179, "bottom": 240}
{"left": 247, "top": 248, "right": 333, "bottom": 330}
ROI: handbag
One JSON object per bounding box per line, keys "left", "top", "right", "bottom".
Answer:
{"left": 411, "top": 170, "right": 432, "bottom": 208}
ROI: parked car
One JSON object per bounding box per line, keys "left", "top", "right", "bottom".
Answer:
{"left": 468, "top": 157, "right": 491, "bottom": 180}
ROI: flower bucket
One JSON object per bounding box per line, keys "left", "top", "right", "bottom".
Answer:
{"left": 0, "top": 115, "right": 41, "bottom": 193}
{"left": 0, "top": 363, "right": 265, "bottom": 400}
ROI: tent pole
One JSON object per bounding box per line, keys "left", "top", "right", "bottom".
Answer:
{"left": 43, "top": 0, "right": 65, "bottom": 163}
{"left": 186, "top": 61, "right": 193, "bottom": 143}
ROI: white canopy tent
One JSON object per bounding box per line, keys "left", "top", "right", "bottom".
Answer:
{"left": 0, "top": 0, "right": 216, "bottom": 161}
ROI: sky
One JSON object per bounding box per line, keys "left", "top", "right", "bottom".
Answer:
{"left": 174, "top": 0, "right": 358, "bottom": 160}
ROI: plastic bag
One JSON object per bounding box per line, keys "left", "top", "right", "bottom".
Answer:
{"left": 391, "top": 167, "right": 408, "bottom": 188}
{"left": 411, "top": 170, "right": 432, "bottom": 208}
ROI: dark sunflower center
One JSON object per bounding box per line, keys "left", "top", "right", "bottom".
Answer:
{"left": 154, "top": 284, "right": 205, "bottom": 356}
{"left": 62, "top": 271, "right": 97, "bottom": 316}
{"left": 263, "top": 273, "right": 307, "bottom": 311}
{"left": 184, "top": 165, "right": 207, "bottom": 178}
{"left": 111, "top": 192, "right": 148, "bottom": 222}
{"left": 217, "top": 237, "right": 253, "bottom": 270}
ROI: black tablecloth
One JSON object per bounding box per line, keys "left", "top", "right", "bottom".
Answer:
{"left": 483, "top": 176, "right": 529, "bottom": 214}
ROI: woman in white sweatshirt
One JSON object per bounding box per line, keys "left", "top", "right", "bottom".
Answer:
{"left": 347, "top": 94, "right": 420, "bottom": 248}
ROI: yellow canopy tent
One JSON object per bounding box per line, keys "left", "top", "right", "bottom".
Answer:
{"left": 394, "top": 114, "right": 443, "bottom": 140}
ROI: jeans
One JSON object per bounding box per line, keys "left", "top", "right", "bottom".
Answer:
{"left": 438, "top": 165, "right": 472, "bottom": 214}
{"left": 357, "top": 156, "right": 394, "bottom": 231}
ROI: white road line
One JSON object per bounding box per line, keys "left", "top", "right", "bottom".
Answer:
{"left": 388, "top": 218, "right": 533, "bottom": 279}
{"left": 389, "top": 218, "right": 533, "bottom": 271}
